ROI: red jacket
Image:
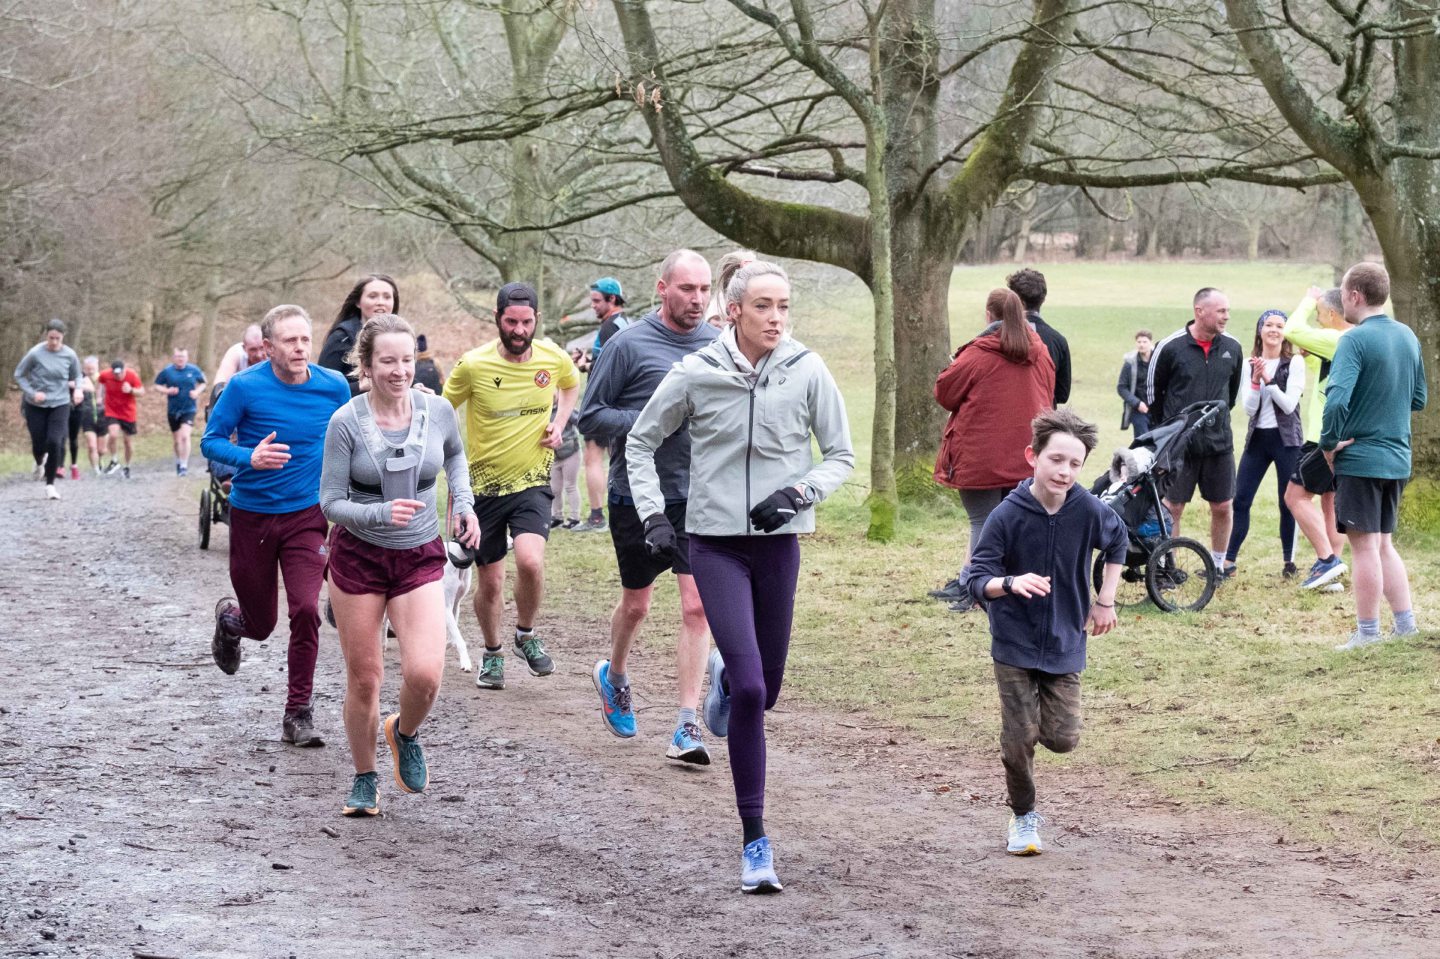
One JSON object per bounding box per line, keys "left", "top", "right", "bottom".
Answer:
{"left": 933, "top": 329, "right": 1055, "bottom": 491}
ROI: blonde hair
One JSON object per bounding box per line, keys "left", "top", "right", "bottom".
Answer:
{"left": 344, "top": 313, "right": 416, "bottom": 374}
{"left": 725, "top": 261, "right": 790, "bottom": 308}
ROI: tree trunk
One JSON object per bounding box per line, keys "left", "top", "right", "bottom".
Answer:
{"left": 889, "top": 206, "right": 954, "bottom": 498}
{"left": 198, "top": 275, "right": 221, "bottom": 375}
{"left": 131, "top": 301, "right": 155, "bottom": 382}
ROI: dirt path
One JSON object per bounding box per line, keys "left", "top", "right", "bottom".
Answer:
{"left": 3, "top": 466, "right": 1439, "bottom": 958}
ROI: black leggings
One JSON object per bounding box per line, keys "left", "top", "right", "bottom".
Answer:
{"left": 1226, "top": 427, "right": 1300, "bottom": 564}
{"left": 66, "top": 405, "right": 82, "bottom": 465}
{"left": 23, "top": 403, "right": 70, "bottom": 484}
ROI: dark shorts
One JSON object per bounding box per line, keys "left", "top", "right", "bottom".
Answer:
{"left": 610, "top": 500, "right": 691, "bottom": 590}
{"left": 105, "top": 417, "right": 137, "bottom": 436}
{"left": 80, "top": 406, "right": 102, "bottom": 434}
{"left": 327, "top": 526, "right": 446, "bottom": 600}
{"left": 1334, "top": 475, "right": 1406, "bottom": 535}
{"left": 167, "top": 412, "right": 196, "bottom": 433}
{"left": 474, "top": 485, "right": 552, "bottom": 565}
{"left": 1289, "top": 442, "right": 1336, "bottom": 496}
{"left": 1164, "top": 449, "right": 1236, "bottom": 504}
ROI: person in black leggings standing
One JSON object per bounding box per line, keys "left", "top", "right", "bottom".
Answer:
{"left": 13, "top": 319, "right": 82, "bottom": 501}
{"left": 626, "top": 260, "right": 853, "bottom": 894}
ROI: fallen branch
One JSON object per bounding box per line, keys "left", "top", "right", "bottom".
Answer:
{"left": 1137, "top": 748, "right": 1256, "bottom": 774}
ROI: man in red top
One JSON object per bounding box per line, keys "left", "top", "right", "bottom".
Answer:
{"left": 98, "top": 357, "right": 144, "bottom": 478}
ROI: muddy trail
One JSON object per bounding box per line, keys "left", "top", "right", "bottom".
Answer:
{"left": 3, "top": 465, "right": 1439, "bottom": 959}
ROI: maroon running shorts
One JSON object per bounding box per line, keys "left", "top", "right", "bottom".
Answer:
{"left": 327, "top": 526, "right": 446, "bottom": 600}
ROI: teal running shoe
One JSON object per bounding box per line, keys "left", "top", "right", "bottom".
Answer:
{"left": 740, "top": 836, "right": 782, "bottom": 893}
{"left": 703, "top": 649, "right": 730, "bottom": 738}
{"left": 592, "top": 659, "right": 636, "bottom": 738}
{"left": 475, "top": 650, "right": 505, "bottom": 689}
{"left": 1007, "top": 811, "right": 1043, "bottom": 855}
{"left": 515, "top": 633, "right": 555, "bottom": 676}
{"left": 666, "top": 721, "right": 710, "bottom": 766}
{"left": 384, "top": 714, "right": 428, "bottom": 793}
{"left": 342, "top": 771, "right": 380, "bottom": 817}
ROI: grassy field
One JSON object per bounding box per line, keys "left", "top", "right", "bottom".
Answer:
{"left": 9, "top": 261, "right": 1437, "bottom": 852}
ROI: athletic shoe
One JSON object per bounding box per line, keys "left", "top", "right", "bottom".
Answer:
{"left": 1334, "top": 630, "right": 1387, "bottom": 652}
{"left": 927, "top": 577, "right": 964, "bottom": 601}
{"left": 1282, "top": 561, "right": 1299, "bottom": 579}
{"left": 69, "top": 464, "right": 80, "bottom": 481}
{"left": 1221, "top": 563, "right": 1238, "bottom": 581}
{"left": 515, "top": 633, "right": 554, "bottom": 676}
{"left": 383, "top": 713, "right": 427, "bottom": 793}
{"left": 1007, "top": 811, "right": 1043, "bottom": 855}
{"left": 1320, "top": 582, "right": 1345, "bottom": 593}
{"left": 176, "top": 463, "right": 182, "bottom": 476}
{"left": 104, "top": 460, "right": 119, "bottom": 475}
{"left": 342, "top": 771, "right": 381, "bottom": 817}
{"left": 121, "top": 466, "right": 131, "bottom": 479}
{"left": 44, "top": 485, "right": 59, "bottom": 501}
{"left": 740, "top": 836, "right": 782, "bottom": 893}
{"left": 703, "top": 649, "right": 730, "bottom": 738}
{"left": 549, "top": 516, "right": 562, "bottom": 529}
{"left": 592, "top": 659, "right": 636, "bottom": 738}
{"left": 178, "top": 465, "right": 188, "bottom": 477}
{"left": 32, "top": 457, "right": 44, "bottom": 479}
{"left": 561, "top": 518, "right": 580, "bottom": 531}
{"left": 574, "top": 515, "right": 607, "bottom": 534}
{"left": 281, "top": 706, "right": 325, "bottom": 747}
{"left": 211, "top": 598, "right": 242, "bottom": 675}
{"left": 1392, "top": 623, "right": 1420, "bottom": 638}
{"left": 1301, "top": 555, "right": 1347, "bottom": 590}
{"left": 475, "top": 650, "right": 505, "bottom": 690}
{"left": 948, "top": 592, "right": 980, "bottom": 613}
{"left": 666, "top": 721, "right": 711, "bottom": 766}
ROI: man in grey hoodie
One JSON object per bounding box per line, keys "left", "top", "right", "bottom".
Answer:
{"left": 578, "top": 249, "right": 718, "bottom": 764}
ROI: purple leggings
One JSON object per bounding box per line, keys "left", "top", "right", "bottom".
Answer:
{"left": 688, "top": 534, "right": 800, "bottom": 819}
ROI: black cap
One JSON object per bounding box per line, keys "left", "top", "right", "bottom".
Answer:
{"left": 110, "top": 358, "right": 125, "bottom": 374}
{"left": 416, "top": 334, "right": 429, "bottom": 353}
{"left": 496, "top": 282, "right": 539, "bottom": 313}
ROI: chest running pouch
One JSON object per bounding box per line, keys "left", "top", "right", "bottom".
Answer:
{"left": 353, "top": 390, "right": 430, "bottom": 503}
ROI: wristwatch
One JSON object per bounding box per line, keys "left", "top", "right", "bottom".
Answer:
{"left": 1002, "top": 576, "right": 1015, "bottom": 595}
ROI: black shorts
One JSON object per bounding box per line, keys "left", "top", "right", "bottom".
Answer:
{"left": 1289, "top": 442, "right": 1336, "bottom": 496}
{"left": 167, "top": 412, "right": 196, "bottom": 432}
{"left": 105, "top": 417, "right": 137, "bottom": 436}
{"left": 1164, "top": 450, "right": 1236, "bottom": 504}
{"left": 609, "top": 500, "right": 691, "bottom": 590}
{"left": 473, "top": 485, "right": 552, "bottom": 566}
{"left": 1334, "top": 475, "right": 1405, "bottom": 535}
{"left": 80, "top": 406, "right": 102, "bottom": 434}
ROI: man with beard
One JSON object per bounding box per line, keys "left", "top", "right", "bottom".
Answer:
{"left": 444, "top": 282, "right": 580, "bottom": 690}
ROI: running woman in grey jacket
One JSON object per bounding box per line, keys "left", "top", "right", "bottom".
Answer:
{"left": 13, "top": 319, "right": 82, "bottom": 500}
{"left": 627, "top": 261, "right": 854, "bottom": 894}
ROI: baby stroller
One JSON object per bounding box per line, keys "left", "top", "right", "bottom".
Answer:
{"left": 1090, "top": 401, "right": 1226, "bottom": 612}
{"left": 199, "top": 384, "right": 234, "bottom": 550}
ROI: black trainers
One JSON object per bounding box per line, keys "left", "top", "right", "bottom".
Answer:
{"left": 1282, "top": 561, "right": 1299, "bottom": 579}
{"left": 212, "top": 598, "right": 242, "bottom": 675}
{"left": 948, "top": 592, "right": 980, "bottom": 613}
{"left": 928, "top": 577, "right": 964, "bottom": 601}
{"left": 282, "top": 707, "right": 325, "bottom": 748}
{"left": 515, "top": 632, "right": 555, "bottom": 676}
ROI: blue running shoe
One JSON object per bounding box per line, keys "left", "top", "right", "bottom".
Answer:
{"left": 592, "top": 660, "right": 636, "bottom": 738}
{"left": 1301, "top": 555, "right": 1347, "bottom": 590}
{"left": 740, "top": 836, "right": 782, "bottom": 893}
{"left": 384, "top": 713, "right": 428, "bottom": 793}
{"left": 665, "top": 721, "right": 710, "bottom": 766}
{"left": 342, "top": 771, "right": 380, "bottom": 817}
{"left": 703, "top": 649, "right": 730, "bottom": 738}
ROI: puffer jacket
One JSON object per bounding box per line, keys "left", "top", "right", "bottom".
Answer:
{"left": 933, "top": 329, "right": 1055, "bottom": 490}
{"left": 626, "top": 328, "right": 854, "bottom": 535}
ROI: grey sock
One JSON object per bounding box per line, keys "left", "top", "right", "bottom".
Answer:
{"left": 1394, "top": 609, "right": 1417, "bottom": 633}
{"left": 677, "top": 707, "right": 698, "bottom": 729}
{"left": 610, "top": 669, "right": 628, "bottom": 689}
{"left": 1358, "top": 617, "right": 1381, "bottom": 636}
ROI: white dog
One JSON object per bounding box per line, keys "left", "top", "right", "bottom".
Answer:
{"left": 380, "top": 560, "right": 474, "bottom": 672}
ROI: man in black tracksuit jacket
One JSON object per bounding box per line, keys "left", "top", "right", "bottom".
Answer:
{"left": 1007, "top": 268, "right": 1071, "bottom": 406}
{"left": 1146, "top": 287, "right": 1245, "bottom": 568}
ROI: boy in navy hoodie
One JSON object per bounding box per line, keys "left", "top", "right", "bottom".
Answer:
{"left": 962, "top": 408, "right": 1126, "bottom": 855}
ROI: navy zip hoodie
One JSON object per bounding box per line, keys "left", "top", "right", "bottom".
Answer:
{"left": 962, "top": 479, "right": 1127, "bottom": 675}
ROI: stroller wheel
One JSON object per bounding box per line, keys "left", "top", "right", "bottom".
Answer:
{"left": 1093, "top": 554, "right": 1148, "bottom": 609}
{"left": 199, "top": 488, "right": 212, "bottom": 551}
{"left": 1145, "top": 537, "right": 1217, "bottom": 612}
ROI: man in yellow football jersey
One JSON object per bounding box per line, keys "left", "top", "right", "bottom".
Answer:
{"left": 444, "top": 282, "right": 580, "bottom": 689}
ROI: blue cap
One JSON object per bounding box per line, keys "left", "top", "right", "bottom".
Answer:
{"left": 590, "top": 277, "right": 623, "bottom": 300}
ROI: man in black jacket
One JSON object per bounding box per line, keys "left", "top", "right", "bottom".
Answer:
{"left": 1007, "top": 268, "right": 1071, "bottom": 406}
{"left": 1146, "top": 288, "right": 1245, "bottom": 570}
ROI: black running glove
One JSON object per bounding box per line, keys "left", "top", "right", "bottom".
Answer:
{"left": 749, "top": 487, "right": 807, "bottom": 532}
{"left": 642, "top": 513, "right": 677, "bottom": 561}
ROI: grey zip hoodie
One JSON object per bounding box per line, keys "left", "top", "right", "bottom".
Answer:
{"left": 14, "top": 343, "right": 81, "bottom": 408}
{"left": 626, "top": 328, "right": 854, "bottom": 535}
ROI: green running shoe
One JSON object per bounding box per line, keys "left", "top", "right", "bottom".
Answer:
{"left": 475, "top": 650, "right": 505, "bottom": 689}
{"left": 342, "top": 771, "right": 380, "bottom": 817}
{"left": 384, "top": 713, "right": 428, "bottom": 793}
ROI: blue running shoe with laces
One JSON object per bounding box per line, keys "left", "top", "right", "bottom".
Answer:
{"left": 703, "top": 649, "right": 730, "bottom": 738}
{"left": 592, "top": 660, "right": 636, "bottom": 738}
{"left": 666, "top": 721, "right": 710, "bottom": 765}
{"left": 1301, "top": 555, "right": 1347, "bottom": 590}
{"left": 740, "top": 836, "right": 782, "bottom": 893}
{"left": 384, "top": 713, "right": 428, "bottom": 793}
{"left": 342, "top": 771, "right": 380, "bottom": 817}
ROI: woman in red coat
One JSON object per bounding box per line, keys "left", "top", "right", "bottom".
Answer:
{"left": 933, "top": 288, "right": 1056, "bottom": 611}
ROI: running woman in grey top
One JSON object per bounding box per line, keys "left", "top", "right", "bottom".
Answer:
{"left": 319, "top": 314, "right": 479, "bottom": 817}
{"left": 13, "top": 318, "right": 82, "bottom": 499}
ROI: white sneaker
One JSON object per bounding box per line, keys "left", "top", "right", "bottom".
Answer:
{"left": 1007, "top": 811, "right": 1043, "bottom": 855}
{"left": 45, "top": 485, "right": 60, "bottom": 501}
{"left": 1334, "top": 630, "right": 1387, "bottom": 651}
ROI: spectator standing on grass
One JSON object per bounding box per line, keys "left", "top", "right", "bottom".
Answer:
{"left": 13, "top": 318, "right": 82, "bottom": 500}
{"left": 154, "top": 347, "right": 207, "bottom": 476}
{"left": 1224, "top": 311, "right": 1305, "bottom": 579}
{"left": 203, "top": 304, "right": 351, "bottom": 748}
{"left": 549, "top": 407, "right": 583, "bottom": 530}
{"left": 1283, "top": 287, "right": 1356, "bottom": 591}
{"left": 319, "top": 274, "right": 400, "bottom": 396}
{"left": 1007, "top": 268, "right": 1071, "bottom": 406}
{"left": 1116, "top": 330, "right": 1154, "bottom": 437}
{"left": 928, "top": 289, "right": 1055, "bottom": 611}
{"left": 962, "top": 408, "right": 1126, "bottom": 857}
{"left": 97, "top": 357, "right": 145, "bottom": 479}
{"left": 1323, "top": 262, "right": 1426, "bottom": 651}
{"left": 1146, "top": 288, "right": 1245, "bottom": 571}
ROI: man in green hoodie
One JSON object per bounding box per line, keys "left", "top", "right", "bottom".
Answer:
{"left": 1322, "top": 262, "right": 1426, "bottom": 650}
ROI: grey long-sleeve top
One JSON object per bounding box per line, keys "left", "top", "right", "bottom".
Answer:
{"left": 14, "top": 343, "right": 81, "bottom": 408}
{"left": 320, "top": 391, "right": 475, "bottom": 549}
